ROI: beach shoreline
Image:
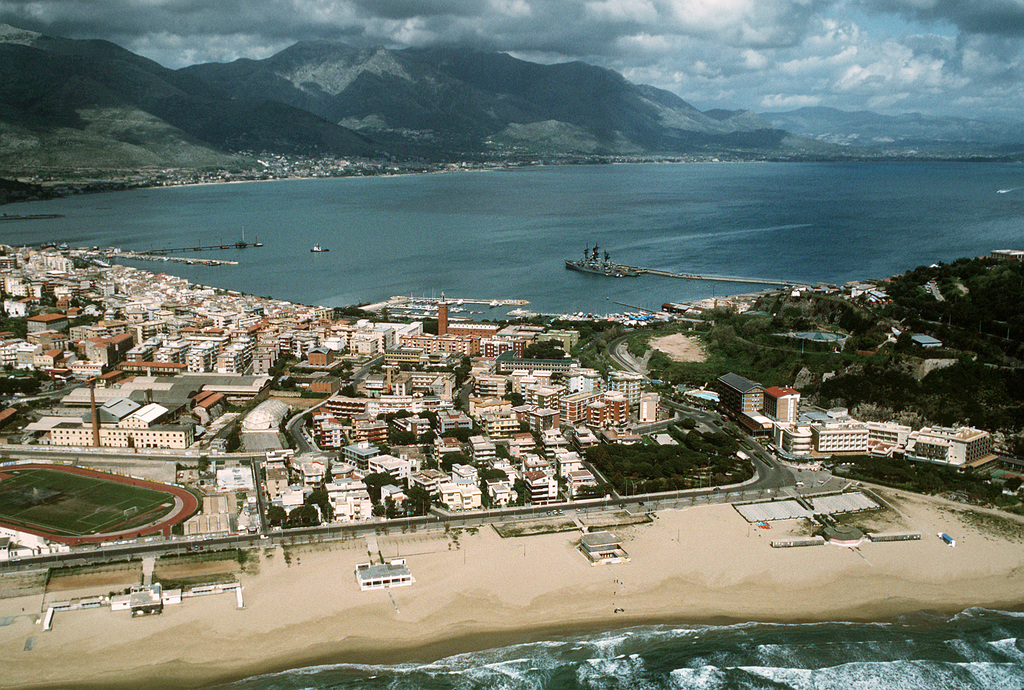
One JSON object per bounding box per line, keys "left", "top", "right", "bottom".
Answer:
{"left": 3, "top": 491, "right": 1023, "bottom": 689}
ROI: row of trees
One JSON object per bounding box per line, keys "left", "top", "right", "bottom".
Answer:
{"left": 837, "top": 456, "right": 1004, "bottom": 504}
{"left": 585, "top": 428, "right": 749, "bottom": 495}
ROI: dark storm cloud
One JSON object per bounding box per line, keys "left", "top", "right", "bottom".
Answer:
{"left": 860, "top": 0, "right": 1024, "bottom": 37}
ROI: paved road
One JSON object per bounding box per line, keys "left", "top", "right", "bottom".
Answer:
{"left": 1, "top": 423, "right": 801, "bottom": 575}
{"left": 0, "top": 480, "right": 796, "bottom": 573}
{"left": 283, "top": 353, "right": 384, "bottom": 452}
{"left": 606, "top": 333, "right": 644, "bottom": 374}
{"left": 285, "top": 407, "right": 317, "bottom": 454}
{"left": 0, "top": 359, "right": 808, "bottom": 573}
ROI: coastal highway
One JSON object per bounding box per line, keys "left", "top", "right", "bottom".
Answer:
{"left": 0, "top": 379, "right": 806, "bottom": 573}
{"left": 0, "top": 419, "right": 810, "bottom": 575}
{"left": 605, "top": 328, "right": 797, "bottom": 495}
{"left": 0, "top": 481, "right": 801, "bottom": 573}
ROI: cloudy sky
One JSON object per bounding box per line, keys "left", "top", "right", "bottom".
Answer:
{"left": 2, "top": 0, "right": 1024, "bottom": 119}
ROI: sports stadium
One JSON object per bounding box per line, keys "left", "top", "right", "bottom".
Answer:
{"left": 0, "top": 463, "right": 198, "bottom": 545}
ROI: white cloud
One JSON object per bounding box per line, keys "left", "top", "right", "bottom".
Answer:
{"left": 761, "top": 93, "right": 822, "bottom": 108}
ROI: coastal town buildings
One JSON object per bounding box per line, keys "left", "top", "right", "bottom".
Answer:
{"left": 1, "top": 240, "right": 1015, "bottom": 547}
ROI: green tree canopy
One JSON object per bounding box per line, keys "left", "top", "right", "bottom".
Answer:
{"left": 523, "top": 340, "right": 567, "bottom": 360}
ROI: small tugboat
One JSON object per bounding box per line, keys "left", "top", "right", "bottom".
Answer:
{"left": 311, "top": 244, "right": 329, "bottom": 253}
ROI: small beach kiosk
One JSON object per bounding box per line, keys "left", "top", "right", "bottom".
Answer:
{"left": 355, "top": 559, "right": 415, "bottom": 591}
{"left": 579, "top": 532, "right": 630, "bottom": 565}
{"left": 110, "top": 584, "right": 165, "bottom": 617}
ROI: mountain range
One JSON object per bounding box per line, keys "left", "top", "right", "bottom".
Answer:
{"left": 1, "top": 23, "right": 1022, "bottom": 174}
{"left": 763, "top": 107, "right": 1024, "bottom": 152}
{"left": 180, "top": 41, "right": 799, "bottom": 158}
{"left": 0, "top": 24, "right": 377, "bottom": 172}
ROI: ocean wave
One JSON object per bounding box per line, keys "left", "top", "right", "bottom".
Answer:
{"left": 987, "top": 637, "right": 1024, "bottom": 663}
{"left": 576, "top": 653, "right": 661, "bottom": 689}
{"left": 666, "top": 666, "right": 729, "bottom": 688}
{"left": 734, "top": 660, "right": 1024, "bottom": 690}
{"left": 947, "top": 607, "right": 1024, "bottom": 623}
{"left": 218, "top": 610, "right": 1024, "bottom": 690}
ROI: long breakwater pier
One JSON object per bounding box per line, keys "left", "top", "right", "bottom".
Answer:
{"left": 144, "top": 240, "right": 263, "bottom": 255}
{"left": 621, "top": 265, "right": 808, "bottom": 288}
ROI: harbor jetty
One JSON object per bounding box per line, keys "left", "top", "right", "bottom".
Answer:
{"left": 143, "top": 239, "right": 263, "bottom": 255}
{"left": 107, "top": 249, "right": 237, "bottom": 266}
{"left": 625, "top": 265, "right": 806, "bottom": 288}
{"left": 569, "top": 260, "right": 807, "bottom": 288}
{"left": 363, "top": 295, "right": 529, "bottom": 316}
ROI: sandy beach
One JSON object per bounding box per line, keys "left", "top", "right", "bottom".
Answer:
{"left": 2, "top": 488, "right": 1023, "bottom": 689}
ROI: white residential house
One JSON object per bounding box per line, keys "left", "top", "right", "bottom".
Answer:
{"left": 278, "top": 488, "right": 306, "bottom": 510}
{"left": 553, "top": 449, "right": 585, "bottom": 477}
{"left": 450, "top": 463, "right": 479, "bottom": 484}
{"left": 367, "top": 454, "right": 412, "bottom": 483}
{"left": 439, "top": 481, "right": 482, "bottom": 511}
{"left": 299, "top": 460, "right": 326, "bottom": 487}
{"left": 409, "top": 469, "right": 448, "bottom": 497}
{"left": 523, "top": 470, "right": 559, "bottom": 505}
{"left": 326, "top": 480, "right": 373, "bottom": 522}
{"left": 469, "top": 435, "right": 497, "bottom": 465}
{"left": 565, "top": 469, "right": 597, "bottom": 498}
{"left": 486, "top": 479, "right": 513, "bottom": 507}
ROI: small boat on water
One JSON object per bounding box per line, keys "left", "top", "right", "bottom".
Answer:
{"left": 311, "top": 244, "right": 329, "bottom": 253}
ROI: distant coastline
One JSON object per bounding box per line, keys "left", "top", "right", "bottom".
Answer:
{"left": 4, "top": 149, "right": 1020, "bottom": 208}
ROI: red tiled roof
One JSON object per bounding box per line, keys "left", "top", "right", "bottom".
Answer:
{"left": 28, "top": 313, "right": 66, "bottom": 322}
{"left": 763, "top": 386, "right": 799, "bottom": 397}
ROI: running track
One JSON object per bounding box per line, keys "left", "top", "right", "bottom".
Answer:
{"left": 0, "top": 463, "right": 199, "bottom": 545}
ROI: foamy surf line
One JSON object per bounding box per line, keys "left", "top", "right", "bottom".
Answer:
{"left": 213, "top": 612, "right": 1024, "bottom": 689}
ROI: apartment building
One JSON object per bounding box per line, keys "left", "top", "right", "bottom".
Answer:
{"left": 187, "top": 341, "right": 218, "bottom": 373}
{"left": 326, "top": 480, "right": 373, "bottom": 522}
{"left": 810, "top": 420, "right": 869, "bottom": 454}
{"left": 560, "top": 390, "right": 604, "bottom": 424}
{"left": 906, "top": 426, "right": 995, "bottom": 467}
{"left": 762, "top": 386, "right": 800, "bottom": 424}
{"left": 523, "top": 470, "right": 559, "bottom": 505}
{"left": 474, "top": 374, "right": 509, "bottom": 398}
{"left": 638, "top": 392, "right": 660, "bottom": 423}
{"left": 715, "top": 372, "right": 764, "bottom": 418}
{"left": 368, "top": 454, "right": 412, "bottom": 483}
{"left": 607, "top": 371, "right": 645, "bottom": 407}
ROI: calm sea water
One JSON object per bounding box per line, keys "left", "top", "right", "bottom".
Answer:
{"left": 212, "top": 609, "right": 1024, "bottom": 690}
{"left": 3, "top": 161, "right": 1023, "bottom": 314}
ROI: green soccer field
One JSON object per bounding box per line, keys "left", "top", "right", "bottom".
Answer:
{"left": 0, "top": 467, "right": 176, "bottom": 537}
